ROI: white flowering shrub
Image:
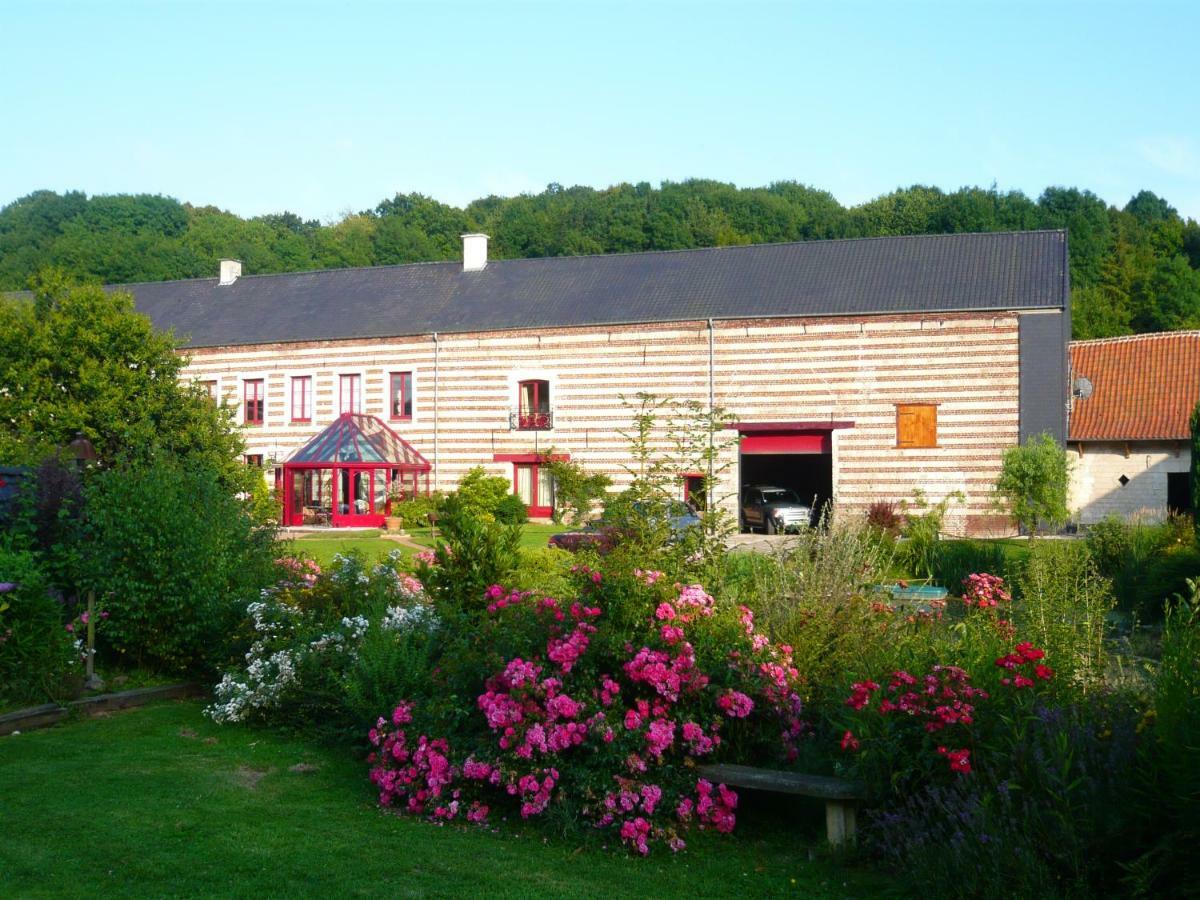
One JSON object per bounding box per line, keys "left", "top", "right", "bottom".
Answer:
{"left": 207, "top": 550, "right": 439, "bottom": 730}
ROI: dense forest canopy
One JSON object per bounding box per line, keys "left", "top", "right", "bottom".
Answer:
{"left": 2, "top": 180, "right": 1198, "bottom": 339}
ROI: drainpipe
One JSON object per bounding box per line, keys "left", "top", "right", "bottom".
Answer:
{"left": 432, "top": 332, "right": 440, "bottom": 492}
{"left": 707, "top": 318, "right": 715, "bottom": 511}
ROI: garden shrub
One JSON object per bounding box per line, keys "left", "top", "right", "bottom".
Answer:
{"left": 453, "top": 466, "right": 513, "bottom": 521}
{"left": 0, "top": 539, "right": 79, "bottom": 705}
{"left": 899, "top": 490, "right": 962, "bottom": 580}
{"left": 80, "top": 459, "right": 279, "bottom": 674}
{"left": 541, "top": 455, "right": 611, "bottom": 525}
{"left": 416, "top": 495, "right": 522, "bottom": 617}
{"left": 208, "top": 550, "right": 437, "bottom": 737}
{"left": 930, "top": 540, "right": 1011, "bottom": 595}
{"left": 1016, "top": 540, "right": 1113, "bottom": 689}
{"left": 366, "top": 572, "right": 807, "bottom": 854}
{"left": 865, "top": 499, "right": 903, "bottom": 537}
{"left": 1087, "top": 515, "right": 1199, "bottom": 617}
{"left": 994, "top": 433, "right": 1071, "bottom": 535}
{"left": 493, "top": 493, "right": 529, "bottom": 525}
{"left": 389, "top": 491, "right": 443, "bottom": 529}
{"left": 1123, "top": 579, "right": 1200, "bottom": 897}
{"left": 508, "top": 546, "right": 575, "bottom": 597}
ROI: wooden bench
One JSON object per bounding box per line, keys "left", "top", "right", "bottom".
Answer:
{"left": 697, "top": 763, "right": 866, "bottom": 847}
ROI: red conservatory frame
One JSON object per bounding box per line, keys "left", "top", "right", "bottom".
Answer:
{"left": 279, "top": 413, "right": 431, "bottom": 528}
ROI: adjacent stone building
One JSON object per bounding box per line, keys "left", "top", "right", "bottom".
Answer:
{"left": 1068, "top": 331, "right": 1199, "bottom": 524}
{"left": 121, "top": 230, "right": 1071, "bottom": 534}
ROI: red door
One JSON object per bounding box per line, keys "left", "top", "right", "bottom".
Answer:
{"left": 333, "top": 467, "right": 385, "bottom": 527}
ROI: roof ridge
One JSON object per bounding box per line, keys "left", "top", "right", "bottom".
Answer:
{"left": 102, "top": 229, "right": 1067, "bottom": 291}
{"left": 1071, "top": 331, "right": 1200, "bottom": 347}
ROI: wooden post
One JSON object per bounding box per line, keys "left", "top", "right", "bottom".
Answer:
{"left": 825, "top": 800, "right": 857, "bottom": 847}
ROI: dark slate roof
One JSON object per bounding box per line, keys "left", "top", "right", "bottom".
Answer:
{"left": 119, "top": 230, "right": 1068, "bottom": 348}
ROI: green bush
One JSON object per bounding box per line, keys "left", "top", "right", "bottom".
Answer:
{"left": 390, "top": 492, "right": 443, "bottom": 529}
{"left": 1016, "top": 540, "right": 1113, "bottom": 689}
{"left": 80, "top": 459, "right": 279, "bottom": 675}
{"left": 1086, "top": 515, "right": 1197, "bottom": 617}
{"left": 930, "top": 540, "right": 1012, "bottom": 594}
{"left": 416, "top": 495, "right": 521, "bottom": 617}
{"left": 453, "top": 467, "right": 512, "bottom": 520}
{"left": 899, "top": 490, "right": 962, "bottom": 580}
{"left": 1124, "top": 579, "right": 1200, "bottom": 897}
{"left": 493, "top": 493, "right": 529, "bottom": 525}
{"left": 0, "top": 539, "right": 78, "bottom": 705}
{"left": 995, "top": 433, "right": 1071, "bottom": 534}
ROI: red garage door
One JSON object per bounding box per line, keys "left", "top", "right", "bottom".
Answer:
{"left": 739, "top": 432, "right": 831, "bottom": 454}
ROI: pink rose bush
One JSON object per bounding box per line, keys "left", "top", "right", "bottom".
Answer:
{"left": 367, "top": 571, "right": 807, "bottom": 854}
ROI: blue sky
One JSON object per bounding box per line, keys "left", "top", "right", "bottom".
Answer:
{"left": 3, "top": 0, "right": 1198, "bottom": 221}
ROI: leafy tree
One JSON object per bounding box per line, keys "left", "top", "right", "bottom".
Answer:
{"left": 3, "top": 182, "right": 1199, "bottom": 339}
{"left": 994, "top": 433, "right": 1072, "bottom": 535}
{"left": 541, "top": 455, "right": 611, "bottom": 525}
{"left": 0, "top": 275, "right": 249, "bottom": 488}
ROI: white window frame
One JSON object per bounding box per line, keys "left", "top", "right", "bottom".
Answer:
{"left": 238, "top": 371, "right": 271, "bottom": 427}
{"left": 287, "top": 369, "right": 319, "bottom": 425}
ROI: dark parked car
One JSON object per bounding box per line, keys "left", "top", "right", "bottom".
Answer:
{"left": 740, "top": 485, "right": 812, "bottom": 534}
{"left": 549, "top": 501, "right": 702, "bottom": 552}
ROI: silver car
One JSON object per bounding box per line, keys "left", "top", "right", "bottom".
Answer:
{"left": 740, "top": 485, "right": 812, "bottom": 534}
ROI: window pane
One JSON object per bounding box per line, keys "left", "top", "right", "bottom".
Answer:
{"left": 340, "top": 375, "right": 360, "bottom": 414}
{"left": 391, "top": 372, "right": 413, "bottom": 419}
{"left": 516, "top": 465, "right": 534, "bottom": 505}
{"left": 537, "top": 466, "right": 555, "bottom": 509}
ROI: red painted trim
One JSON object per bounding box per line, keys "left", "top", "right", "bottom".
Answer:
{"left": 493, "top": 453, "right": 569, "bottom": 463}
{"left": 243, "top": 378, "right": 264, "bottom": 426}
{"left": 741, "top": 432, "right": 831, "bottom": 454}
{"left": 733, "top": 420, "right": 854, "bottom": 432}
{"left": 389, "top": 371, "right": 414, "bottom": 422}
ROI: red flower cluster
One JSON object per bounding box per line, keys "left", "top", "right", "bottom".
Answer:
{"left": 842, "top": 665, "right": 988, "bottom": 774}
{"left": 936, "top": 745, "right": 971, "bottom": 773}
{"left": 995, "top": 641, "right": 1054, "bottom": 688}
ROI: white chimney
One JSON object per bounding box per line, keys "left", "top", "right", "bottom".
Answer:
{"left": 219, "top": 259, "right": 242, "bottom": 285}
{"left": 461, "top": 234, "right": 489, "bottom": 272}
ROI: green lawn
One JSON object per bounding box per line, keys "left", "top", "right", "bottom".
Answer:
{"left": 0, "top": 702, "right": 898, "bottom": 898}
{"left": 288, "top": 531, "right": 411, "bottom": 568}
{"left": 289, "top": 522, "right": 564, "bottom": 568}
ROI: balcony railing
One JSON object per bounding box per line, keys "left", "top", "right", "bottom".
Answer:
{"left": 510, "top": 408, "right": 554, "bottom": 431}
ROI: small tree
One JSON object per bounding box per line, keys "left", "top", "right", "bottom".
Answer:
{"left": 541, "top": 454, "right": 611, "bottom": 525}
{"left": 995, "top": 433, "right": 1071, "bottom": 535}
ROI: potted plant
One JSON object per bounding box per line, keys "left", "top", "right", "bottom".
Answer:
{"left": 384, "top": 491, "right": 406, "bottom": 535}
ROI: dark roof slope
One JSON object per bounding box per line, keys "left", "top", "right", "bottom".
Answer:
{"left": 1069, "top": 331, "right": 1200, "bottom": 441}
{"left": 120, "top": 230, "right": 1068, "bottom": 348}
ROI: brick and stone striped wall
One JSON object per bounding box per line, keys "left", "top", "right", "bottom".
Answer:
{"left": 183, "top": 310, "right": 1024, "bottom": 536}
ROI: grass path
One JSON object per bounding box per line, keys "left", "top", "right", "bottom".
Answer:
{"left": 289, "top": 522, "right": 563, "bottom": 568}
{"left": 0, "top": 701, "right": 898, "bottom": 898}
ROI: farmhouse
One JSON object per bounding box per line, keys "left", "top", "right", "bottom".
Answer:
{"left": 1068, "top": 331, "right": 1199, "bottom": 524}
{"left": 122, "top": 231, "right": 1071, "bottom": 535}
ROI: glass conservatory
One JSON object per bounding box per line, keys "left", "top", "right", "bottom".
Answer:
{"left": 279, "top": 413, "right": 431, "bottom": 528}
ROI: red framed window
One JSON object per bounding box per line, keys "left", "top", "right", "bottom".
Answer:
{"left": 389, "top": 371, "right": 413, "bottom": 421}
{"left": 291, "top": 376, "right": 311, "bottom": 423}
{"left": 245, "top": 454, "right": 263, "bottom": 467}
{"left": 339, "top": 374, "right": 361, "bottom": 414}
{"left": 682, "top": 473, "right": 707, "bottom": 511}
{"left": 243, "top": 379, "right": 264, "bottom": 426}
{"left": 517, "top": 379, "right": 552, "bottom": 430}
{"left": 514, "top": 462, "right": 555, "bottom": 516}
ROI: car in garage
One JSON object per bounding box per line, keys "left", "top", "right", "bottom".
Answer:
{"left": 740, "top": 484, "right": 813, "bottom": 533}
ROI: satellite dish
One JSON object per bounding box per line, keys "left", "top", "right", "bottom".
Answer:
{"left": 1072, "top": 376, "right": 1094, "bottom": 400}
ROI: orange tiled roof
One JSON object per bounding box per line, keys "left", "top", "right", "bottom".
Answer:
{"left": 1069, "top": 331, "right": 1200, "bottom": 441}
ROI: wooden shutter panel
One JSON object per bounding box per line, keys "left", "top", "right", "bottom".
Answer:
{"left": 896, "top": 404, "right": 937, "bottom": 448}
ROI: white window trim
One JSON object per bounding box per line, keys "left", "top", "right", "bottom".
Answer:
{"left": 337, "top": 368, "right": 369, "bottom": 416}
{"left": 287, "top": 369, "right": 319, "bottom": 425}
{"left": 386, "top": 368, "right": 420, "bottom": 425}
{"left": 238, "top": 371, "right": 271, "bottom": 427}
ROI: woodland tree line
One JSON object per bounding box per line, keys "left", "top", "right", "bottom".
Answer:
{"left": 1, "top": 180, "right": 1198, "bottom": 339}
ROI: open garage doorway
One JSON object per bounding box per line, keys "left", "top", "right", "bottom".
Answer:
{"left": 737, "top": 424, "right": 840, "bottom": 532}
